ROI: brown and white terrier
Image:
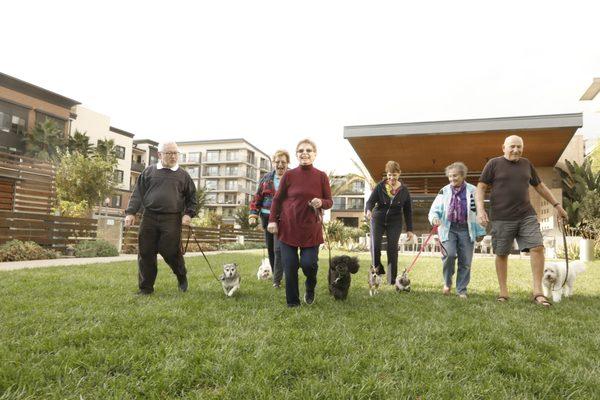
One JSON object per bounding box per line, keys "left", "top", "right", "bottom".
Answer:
{"left": 368, "top": 266, "right": 382, "bottom": 296}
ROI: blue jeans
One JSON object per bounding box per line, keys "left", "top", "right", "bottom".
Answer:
{"left": 279, "top": 241, "right": 319, "bottom": 306}
{"left": 441, "top": 222, "right": 474, "bottom": 295}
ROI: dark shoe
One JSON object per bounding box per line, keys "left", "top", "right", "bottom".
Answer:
{"left": 532, "top": 294, "right": 552, "bottom": 307}
{"left": 178, "top": 277, "right": 188, "bottom": 292}
{"left": 273, "top": 283, "right": 281, "bottom": 289}
{"left": 287, "top": 303, "right": 300, "bottom": 308}
{"left": 376, "top": 265, "right": 386, "bottom": 275}
{"left": 304, "top": 291, "right": 315, "bottom": 305}
{"left": 136, "top": 290, "right": 153, "bottom": 295}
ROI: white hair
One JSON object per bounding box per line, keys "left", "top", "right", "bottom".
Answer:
{"left": 158, "top": 141, "right": 179, "bottom": 152}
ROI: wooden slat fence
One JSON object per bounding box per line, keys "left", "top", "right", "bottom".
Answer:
{"left": 0, "top": 210, "right": 97, "bottom": 251}
{"left": 0, "top": 152, "right": 56, "bottom": 214}
{"left": 122, "top": 225, "right": 264, "bottom": 254}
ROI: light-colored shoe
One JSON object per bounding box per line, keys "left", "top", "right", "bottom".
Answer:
{"left": 458, "top": 293, "right": 467, "bottom": 299}
{"left": 443, "top": 286, "right": 451, "bottom": 295}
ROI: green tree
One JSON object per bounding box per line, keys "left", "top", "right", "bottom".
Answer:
{"left": 234, "top": 205, "right": 252, "bottom": 230}
{"left": 196, "top": 185, "right": 208, "bottom": 211}
{"left": 23, "top": 119, "right": 66, "bottom": 162}
{"left": 556, "top": 159, "right": 600, "bottom": 226}
{"left": 55, "top": 152, "right": 116, "bottom": 216}
{"left": 68, "top": 130, "right": 93, "bottom": 157}
{"left": 95, "top": 138, "right": 117, "bottom": 162}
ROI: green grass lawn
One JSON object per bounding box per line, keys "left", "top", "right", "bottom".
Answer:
{"left": 1, "top": 252, "right": 599, "bottom": 399}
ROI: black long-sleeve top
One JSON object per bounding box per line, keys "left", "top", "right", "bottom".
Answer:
{"left": 125, "top": 165, "right": 197, "bottom": 217}
{"left": 365, "top": 180, "right": 413, "bottom": 231}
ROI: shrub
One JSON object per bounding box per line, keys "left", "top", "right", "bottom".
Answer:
{"left": 344, "top": 227, "right": 365, "bottom": 241}
{"left": 74, "top": 240, "right": 119, "bottom": 258}
{"left": 556, "top": 241, "right": 580, "bottom": 260}
{"left": 0, "top": 240, "right": 58, "bottom": 262}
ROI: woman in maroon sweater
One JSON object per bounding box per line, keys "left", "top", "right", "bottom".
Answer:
{"left": 268, "top": 139, "right": 332, "bottom": 307}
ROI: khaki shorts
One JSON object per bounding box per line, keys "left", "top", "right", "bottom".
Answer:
{"left": 491, "top": 215, "right": 543, "bottom": 256}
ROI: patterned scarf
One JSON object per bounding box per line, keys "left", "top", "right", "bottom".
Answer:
{"left": 448, "top": 183, "right": 467, "bottom": 223}
{"left": 385, "top": 180, "right": 400, "bottom": 198}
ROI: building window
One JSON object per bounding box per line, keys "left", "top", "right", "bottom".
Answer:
{"left": 206, "top": 193, "right": 217, "bottom": 204}
{"left": 205, "top": 165, "right": 219, "bottom": 176}
{"left": 225, "top": 166, "right": 238, "bottom": 176}
{"left": 205, "top": 179, "right": 218, "bottom": 190}
{"left": 114, "top": 170, "right": 124, "bottom": 183}
{"left": 188, "top": 152, "right": 201, "bottom": 163}
{"left": 178, "top": 153, "right": 187, "bottom": 163}
{"left": 0, "top": 100, "right": 28, "bottom": 136}
{"left": 187, "top": 166, "right": 199, "bottom": 178}
{"left": 226, "top": 150, "right": 238, "bottom": 161}
{"left": 347, "top": 198, "right": 364, "bottom": 210}
{"left": 351, "top": 180, "right": 365, "bottom": 192}
{"left": 224, "top": 194, "right": 236, "bottom": 204}
{"left": 260, "top": 158, "right": 270, "bottom": 170}
{"left": 35, "top": 111, "right": 66, "bottom": 134}
{"left": 111, "top": 195, "right": 122, "bottom": 208}
{"left": 246, "top": 150, "right": 255, "bottom": 165}
{"left": 149, "top": 155, "right": 158, "bottom": 165}
{"left": 114, "top": 145, "right": 126, "bottom": 160}
{"left": 333, "top": 197, "right": 346, "bottom": 210}
{"left": 225, "top": 179, "right": 237, "bottom": 190}
{"left": 222, "top": 208, "right": 234, "bottom": 217}
{"left": 206, "top": 150, "right": 220, "bottom": 162}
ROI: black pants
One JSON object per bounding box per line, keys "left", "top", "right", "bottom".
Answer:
{"left": 138, "top": 212, "right": 186, "bottom": 293}
{"left": 279, "top": 241, "right": 319, "bottom": 306}
{"left": 370, "top": 217, "right": 403, "bottom": 284}
{"left": 260, "top": 214, "right": 275, "bottom": 268}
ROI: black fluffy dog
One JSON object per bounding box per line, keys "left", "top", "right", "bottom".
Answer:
{"left": 328, "top": 255, "right": 360, "bottom": 300}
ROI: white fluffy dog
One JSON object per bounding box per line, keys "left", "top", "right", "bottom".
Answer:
{"left": 256, "top": 258, "right": 272, "bottom": 280}
{"left": 542, "top": 260, "right": 586, "bottom": 303}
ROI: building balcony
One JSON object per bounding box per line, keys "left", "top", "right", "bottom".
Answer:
{"left": 131, "top": 162, "right": 146, "bottom": 173}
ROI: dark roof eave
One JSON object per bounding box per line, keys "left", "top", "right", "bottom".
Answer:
{"left": 344, "top": 113, "right": 583, "bottom": 139}
{"left": 0, "top": 72, "right": 80, "bottom": 109}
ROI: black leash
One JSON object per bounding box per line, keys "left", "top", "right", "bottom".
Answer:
{"left": 557, "top": 218, "right": 570, "bottom": 290}
{"left": 182, "top": 226, "right": 221, "bottom": 283}
{"left": 311, "top": 203, "right": 332, "bottom": 266}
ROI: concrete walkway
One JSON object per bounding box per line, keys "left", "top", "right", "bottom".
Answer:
{"left": 0, "top": 251, "right": 234, "bottom": 272}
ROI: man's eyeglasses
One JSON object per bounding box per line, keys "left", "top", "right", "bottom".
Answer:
{"left": 162, "top": 152, "right": 179, "bottom": 156}
{"left": 274, "top": 161, "right": 288, "bottom": 164}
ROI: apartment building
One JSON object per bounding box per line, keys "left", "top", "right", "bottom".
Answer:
{"left": 330, "top": 175, "right": 366, "bottom": 227}
{"left": 177, "top": 139, "right": 271, "bottom": 223}
{"left": 70, "top": 106, "right": 137, "bottom": 215}
{"left": 0, "top": 72, "right": 80, "bottom": 153}
{"left": 130, "top": 139, "right": 158, "bottom": 191}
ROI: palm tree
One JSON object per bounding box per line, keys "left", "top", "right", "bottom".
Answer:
{"left": 328, "top": 171, "right": 365, "bottom": 196}
{"left": 95, "top": 138, "right": 117, "bottom": 162}
{"left": 68, "top": 130, "right": 93, "bottom": 157}
{"left": 23, "top": 119, "right": 66, "bottom": 162}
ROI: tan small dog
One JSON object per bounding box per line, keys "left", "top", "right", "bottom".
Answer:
{"left": 368, "top": 266, "right": 382, "bottom": 296}
{"left": 220, "top": 263, "right": 241, "bottom": 297}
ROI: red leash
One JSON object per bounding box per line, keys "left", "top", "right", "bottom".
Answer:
{"left": 404, "top": 225, "right": 446, "bottom": 275}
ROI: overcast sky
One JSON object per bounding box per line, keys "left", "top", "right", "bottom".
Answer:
{"left": 4, "top": 0, "right": 600, "bottom": 174}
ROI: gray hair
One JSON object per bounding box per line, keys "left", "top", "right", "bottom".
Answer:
{"left": 158, "top": 141, "right": 179, "bottom": 152}
{"left": 445, "top": 161, "right": 468, "bottom": 177}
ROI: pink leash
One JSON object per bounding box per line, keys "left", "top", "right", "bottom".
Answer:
{"left": 403, "top": 225, "right": 446, "bottom": 275}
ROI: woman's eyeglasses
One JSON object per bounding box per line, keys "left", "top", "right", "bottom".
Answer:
{"left": 297, "top": 149, "right": 313, "bottom": 153}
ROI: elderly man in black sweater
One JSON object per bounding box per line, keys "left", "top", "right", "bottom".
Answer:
{"left": 125, "top": 141, "right": 197, "bottom": 295}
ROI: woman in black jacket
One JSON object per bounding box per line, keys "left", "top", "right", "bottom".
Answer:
{"left": 366, "top": 161, "right": 414, "bottom": 285}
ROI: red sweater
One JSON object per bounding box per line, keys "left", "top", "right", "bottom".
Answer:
{"left": 269, "top": 165, "right": 332, "bottom": 247}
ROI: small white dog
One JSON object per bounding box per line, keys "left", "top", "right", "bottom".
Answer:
{"left": 368, "top": 266, "right": 382, "bottom": 296}
{"left": 220, "top": 263, "right": 241, "bottom": 297}
{"left": 542, "top": 260, "right": 585, "bottom": 303}
{"left": 256, "top": 258, "right": 272, "bottom": 280}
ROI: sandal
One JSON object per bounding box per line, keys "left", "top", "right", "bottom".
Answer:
{"left": 532, "top": 294, "right": 552, "bottom": 307}
{"left": 496, "top": 296, "right": 509, "bottom": 303}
